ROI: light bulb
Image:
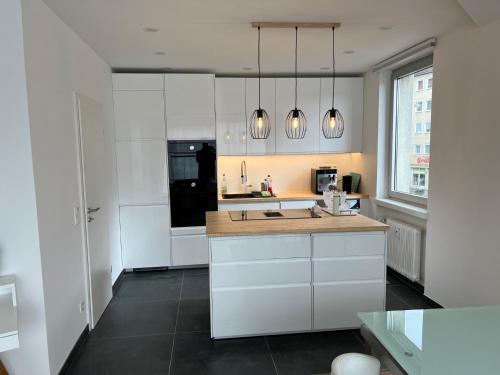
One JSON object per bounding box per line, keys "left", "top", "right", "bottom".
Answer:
{"left": 292, "top": 116, "right": 299, "bottom": 129}
{"left": 257, "top": 116, "right": 263, "bottom": 129}
{"left": 329, "top": 115, "right": 336, "bottom": 129}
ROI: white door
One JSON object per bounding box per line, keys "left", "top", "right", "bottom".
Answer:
{"left": 76, "top": 94, "right": 113, "bottom": 328}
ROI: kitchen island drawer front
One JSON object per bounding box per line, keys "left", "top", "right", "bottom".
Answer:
{"left": 218, "top": 202, "right": 281, "bottom": 211}
{"left": 211, "top": 259, "right": 310, "bottom": 288}
{"left": 314, "top": 256, "right": 385, "bottom": 283}
{"left": 211, "top": 235, "right": 310, "bottom": 262}
{"left": 212, "top": 285, "right": 311, "bottom": 337}
{"left": 314, "top": 281, "right": 385, "bottom": 330}
{"left": 313, "top": 232, "right": 385, "bottom": 258}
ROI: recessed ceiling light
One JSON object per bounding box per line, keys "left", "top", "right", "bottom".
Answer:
{"left": 379, "top": 26, "right": 393, "bottom": 31}
{"left": 320, "top": 67, "right": 330, "bottom": 71}
{"left": 344, "top": 50, "right": 355, "bottom": 54}
{"left": 142, "top": 26, "right": 159, "bottom": 32}
{"left": 155, "top": 51, "right": 165, "bottom": 55}
{"left": 242, "top": 67, "right": 253, "bottom": 71}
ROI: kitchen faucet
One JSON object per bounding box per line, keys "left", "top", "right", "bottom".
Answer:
{"left": 241, "top": 160, "right": 250, "bottom": 192}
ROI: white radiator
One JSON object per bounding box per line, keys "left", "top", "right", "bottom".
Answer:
{"left": 386, "top": 218, "right": 421, "bottom": 281}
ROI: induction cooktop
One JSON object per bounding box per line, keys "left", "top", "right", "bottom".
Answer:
{"left": 228, "top": 209, "right": 321, "bottom": 221}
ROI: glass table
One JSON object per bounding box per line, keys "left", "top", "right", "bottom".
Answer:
{"left": 358, "top": 306, "right": 500, "bottom": 375}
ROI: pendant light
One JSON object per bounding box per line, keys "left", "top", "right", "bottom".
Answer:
{"left": 249, "top": 26, "right": 271, "bottom": 139}
{"left": 322, "top": 26, "right": 344, "bottom": 139}
{"left": 285, "top": 26, "right": 307, "bottom": 139}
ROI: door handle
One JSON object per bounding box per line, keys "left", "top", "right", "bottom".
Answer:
{"left": 87, "top": 207, "right": 100, "bottom": 214}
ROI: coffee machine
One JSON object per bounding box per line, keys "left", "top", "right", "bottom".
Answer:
{"left": 311, "top": 167, "right": 338, "bottom": 194}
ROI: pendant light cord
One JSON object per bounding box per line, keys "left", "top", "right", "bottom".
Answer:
{"left": 295, "top": 26, "right": 298, "bottom": 109}
{"left": 258, "top": 26, "right": 261, "bottom": 109}
{"left": 332, "top": 26, "right": 336, "bottom": 109}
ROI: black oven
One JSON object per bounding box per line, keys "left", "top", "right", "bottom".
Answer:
{"left": 168, "top": 140, "right": 218, "bottom": 227}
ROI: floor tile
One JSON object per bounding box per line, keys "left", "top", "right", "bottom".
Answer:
{"left": 386, "top": 290, "right": 412, "bottom": 311}
{"left": 115, "top": 271, "right": 182, "bottom": 301}
{"left": 176, "top": 298, "right": 210, "bottom": 333}
{"left": 181, "top": 274, "right": 209, "bottom": 299}
{"left": 267, "top": 330, "right": 366, "bottom": 375}
{"left": 91, "top": 299, "right": 179, "bottom": 339}
{"left": 170, "top": 331, "right": 276, "bottom": 375}
{"left": 388, "top": 284, "right": 432, "bottom": 309}
{"left": 183, "top": 267, "right": 209, "bottom": 277}
{"left": 68, "top": 334, "right": 173, "bottom": 375}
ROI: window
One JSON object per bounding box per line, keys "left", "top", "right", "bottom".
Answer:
{"left": 391, "top": 56, "right": 433, "bottom": 203}
{"left": 415, "top": 101, "right": 423, "bottom": 112}
{"left": 417, "top": 80, "right": 424, "bottom": 91}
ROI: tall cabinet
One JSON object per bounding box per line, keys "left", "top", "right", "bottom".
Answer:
{"left": 113, "top": 74, "right": 171, "bottom": 269}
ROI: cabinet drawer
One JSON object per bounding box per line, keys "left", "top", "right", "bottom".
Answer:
{"left": 218, "top": 202, "right": 280, "bottom": 211}
{"left": 313, "top": 256, "right": 385, "bottom": 283}
{"left": 212, "top": 285, "right": 311, "bottom": 337}
{"left": 313, "top": 232, "right": 385, "bottom": 258}
{"left": 211, "top": 259, "right": 310, "bottom": 288}
{"left": 171, "top": 234, "right": 208, "bottom": 266}
{"left": 211, "top": 235, "right": 310, "bottom": 262}
{"left": 280, "top": 200, "right": 316, "bottom": 209}
{"left": 314, "top": 281, "right": 385, "bottom": 330}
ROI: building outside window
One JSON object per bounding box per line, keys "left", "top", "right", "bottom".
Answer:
{"left": 417, "top": 80, "right": 424, "bottom": 91}
{"left": 391, "top": 55, "right": 433, "bottom": 203}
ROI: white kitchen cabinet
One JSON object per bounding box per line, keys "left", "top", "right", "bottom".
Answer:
{"left": 279, "top": 200, "right": 316, "bottom": 209}
{"left": 215, "top": 78, "right": 247, "bottom": 155}
{"left": 112, "top": 73, "right": 164, "bottom": 91}
{"left": 171, "top": 234, "right": 208, "bottom": 266}
{"left": 113, "top": 91, "right": 166, "bottom": 140}
{"left": 275, "top": 78, "right": 321, "bottom": 153}
{"left": 319, "top": 77, "right": 364, "bottom": 153}
{"left": 119, "top": 205, "right": 171, "bottom": 268}
{"left": 217, "top": 201, "right": 280, "bottom": 212}
{"left": 115, "top": 140, "right": 168, "bottom": 205}
{"left": 245, "top": 78, "right": 276, "bottom": 154}
{"left": 165, "top": 74, "right": 215, "bottom": 140}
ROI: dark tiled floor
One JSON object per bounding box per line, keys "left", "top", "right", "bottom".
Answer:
{"left": 67, "top": 268, "right": 431, "bottom": 375}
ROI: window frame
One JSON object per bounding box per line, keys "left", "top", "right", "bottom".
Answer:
{"left": 389, "top": 55, "right": 433, "bottom": 206}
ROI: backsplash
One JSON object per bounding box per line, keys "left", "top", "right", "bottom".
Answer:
{"left": 217, "top": 153, "right": 362, "bottom": 193}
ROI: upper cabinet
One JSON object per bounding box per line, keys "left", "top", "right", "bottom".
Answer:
{"left": 245, "top": 78, "right": 276, "bottom": 154}
{"left": 319, "top": 77, "right": 364, "bottom": 153}
{"left": 165, "top": 74, "right": 216, "bottom": 140}
{"left": 215, "top": 78, "right": 247, "bottom": 155}
{"left": 112, "top": 73, "right": 164, "bottom": 91}
{"left": 275, "top": 78, "right": 321, "bottom": 154}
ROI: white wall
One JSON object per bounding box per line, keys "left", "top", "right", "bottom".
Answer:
{"left": 425, "top": 19, "right": 500, "bottom": 307}
{"left": 0, "top": 1, "right": 50, "bottom": 373}
{"left": 18, "top": 0, "right": 122, "bottom": 372}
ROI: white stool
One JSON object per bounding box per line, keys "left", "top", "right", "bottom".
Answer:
{"left": 331, "top": 353, "right": 381, "bottom": 375}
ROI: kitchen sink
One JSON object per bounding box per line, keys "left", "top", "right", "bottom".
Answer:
{"left": 222, "top": 192, "right": 274, "bottom": 199}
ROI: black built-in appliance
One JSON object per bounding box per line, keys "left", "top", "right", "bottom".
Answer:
{"left": 168, "top": 140, "right": 217, "bottom": 227}
{"left": 311, "top": 167, "right": 338, "bottom": 194}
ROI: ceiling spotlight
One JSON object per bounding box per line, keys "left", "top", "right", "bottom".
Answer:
{"left": 379, "top": 26, "right": 393, "bottom": 31}
{"left": 320, "top": 67, "right": 330, "bottom": 71}
{"left": 155, "top": 51, "right": 166, "bottom": 55}
{"left": 242, "top": 67, "right": 253, "bottom": 71}
{"left": 344, "top": 50, "right": 355, "bottom": 54}
{"left": 142, "top": 26, "right": 159, "bottom": 32}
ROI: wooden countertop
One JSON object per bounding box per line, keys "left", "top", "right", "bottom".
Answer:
{"left": 218, "top": 191, "right": 369, "bottom": 204}
{"left": 206, "top": 210, "right": 388, "bottom": 237}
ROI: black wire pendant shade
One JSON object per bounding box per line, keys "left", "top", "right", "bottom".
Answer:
{"left": 285, "top": 27, "right": 307, "bottom": 139}
{"left": 249, "top": 26, "right": 271, "bottom": 139}
{"left": 322, "top": 26, "right": 344, "bottom": 139}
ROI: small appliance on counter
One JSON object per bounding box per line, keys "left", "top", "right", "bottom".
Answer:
{"left": 311, "top": 167, "right": 337, "bottom": 194}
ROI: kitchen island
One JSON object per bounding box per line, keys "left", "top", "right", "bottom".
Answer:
{"left": 206, "top": 209, "right": 389, "bottom": 339}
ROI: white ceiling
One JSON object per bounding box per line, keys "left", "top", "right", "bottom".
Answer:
{"left": 42, "top": 0, "right": 470, "bottom": 74}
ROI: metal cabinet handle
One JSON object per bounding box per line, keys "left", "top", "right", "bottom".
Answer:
{"left": 87, "top": 207, "right": 100, "bottom": 214}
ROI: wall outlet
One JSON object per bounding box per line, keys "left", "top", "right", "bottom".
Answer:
{"left": 79, "top": 301, "right": 85, "bottom": 314}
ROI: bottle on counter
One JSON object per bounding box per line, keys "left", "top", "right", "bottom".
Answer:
{"left": 267, "top": 174, "right": 273, "bottom": 194}
{"left": 221, "top": 174, "right": 228, "bottom": 195}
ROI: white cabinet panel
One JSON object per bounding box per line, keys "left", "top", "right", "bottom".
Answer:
{"left": 245, "top": 78, "right": 276, "bottom": 154}
{"left": 313, "top": 256, "right": 385, "bottom": 282}
{"left": 217, "top": 202, "right": 280, "bottom": 211}
{"left": 312, "top": 232, "right": 385, "bottom": 258}
{"left": 275, "top": 78, "right": 321, "bottom": 153}
{"left": 314, "top": 281, "right": 385, "bottom": 329}
{"left": 113, "top": 91, "right": 166, "bottom": 140}
{"left": 112, "top": 73, "right": 164, "bottom": 91}
{"left": 171, "top": 234, "right": 208, "bottom": 266}
{"left": 280, "top": 200, "right": 316, "bottom": 209}
{"left": 212, "top": 285, "right": 311, "bottom": 337}
{"left": 120, "top": 205, "right": 171, "bottom": 268}
{"left": 165, "top": 74, "right": 215, "bottom": 140}
{"left": 211, "top": 235, "right": 310, "bottom": 262}
{"left": 116, "top": 140, "right": 168, "bottom": 205}
{"left": 211, "top": 259, "right": 311, "bottom": 288}
{"left": 319, "top": 77, "right": 364, "bottom": 153}
{"left": 215, "top": 78, "right": 247, "bottom": 155}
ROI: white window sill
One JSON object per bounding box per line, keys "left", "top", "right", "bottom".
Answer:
{"left": 375, "top": 198, "right": 428, "bottom": 220}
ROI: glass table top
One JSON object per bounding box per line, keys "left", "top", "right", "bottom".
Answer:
{"left": 358, "top": 305, "right": 500, "bottom": 375}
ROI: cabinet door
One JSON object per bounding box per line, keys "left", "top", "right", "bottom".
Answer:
{"left": 280, "top": 200, "right": 316, "bottom": 209}
{"left": 275, "top": 78, "right": 320, "bottom": 153}
{"left": 215, "top": 78, "right": 247, "bottom": 155}
{"left": 171, "top": 234, "right": 208, "bottom": 266}
{"left": 113, "top": 91, "right": 166, "bottom": 140}
{"left": 217, "top": 201, "right": 281, "bottom": 212}
{"left": 320, "top": 77, "right": 364, "bottom": 153}
{"left": 116, "top": 140, "right": 169, "bottom": 205}
{"left": 112, "top": 73, "right": 164, "bottom": 91}
{"left": 165, "top": 74, "right": 215, "bottom": 140}
{"left": 245, "top": 78, "right": 276, "bottom": 154}
{"left": 120, "top": 205, "right": 171, "bottom": 268}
